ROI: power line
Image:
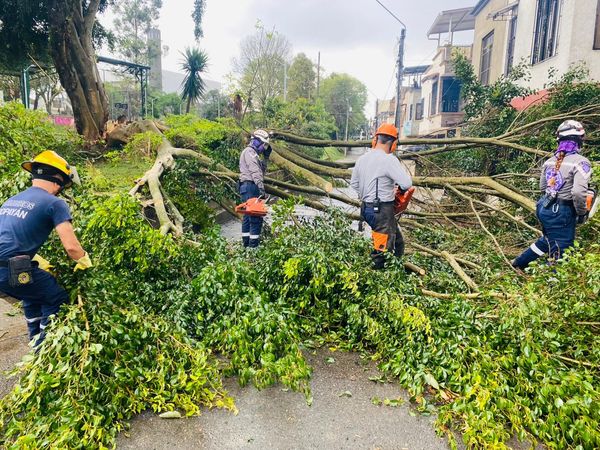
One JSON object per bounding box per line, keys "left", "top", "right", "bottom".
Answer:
{"left": 373, "top": 0, "right": 406, "bottom": 28}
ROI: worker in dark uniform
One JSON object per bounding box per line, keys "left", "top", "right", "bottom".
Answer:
{"left": 351, "top": 124, "right": 412, "bottom": 269}
{"left": 0, "top": 151, "right": 93, "bottom": 345}
{"left": 238, "top": 129, "right": 272, "bottom": 248}
{"left": 512, "top": 120, "right": 593, "bottom": 269}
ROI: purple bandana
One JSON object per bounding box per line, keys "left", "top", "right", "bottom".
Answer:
{"left": 545, "top": 140, "right": 580, "bottom": 195}
{"left": 555, "top": 139, "right": 580, "bottom": 156}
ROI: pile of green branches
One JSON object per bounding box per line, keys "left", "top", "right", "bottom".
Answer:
{"left": 1, "top": 103, "right": 599, "bottom": 449}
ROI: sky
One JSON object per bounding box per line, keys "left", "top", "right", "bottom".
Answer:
{"left": 101, "top": 0, "right": 476, "bottom": 116}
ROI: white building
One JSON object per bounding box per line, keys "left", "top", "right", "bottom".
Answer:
{"left": 472, "top": 0, "right": 600, "bottom": 88}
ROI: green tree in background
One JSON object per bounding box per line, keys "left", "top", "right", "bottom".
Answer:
{"left": 149, "top": 91, "right": 182, "bottom": 118}
{"left": 201, "top": 90, "right": 232, "bottom": 120}
{"left": 319, "top": 73, "right": 367, "bottom": 139}
{"left": 235, "top": 25, "right": 292, "bottom": 110}
{"left": 192, "top": 0, "right": 207, "bottom": 39}
{"left": 181, "top": 47, "right": 209, "bottom": 114}
{"left": 112, "top": 0, "right": 163, "bottom": 65}
{"left": 287, "top": 53, "right": 316, "bottom": 101}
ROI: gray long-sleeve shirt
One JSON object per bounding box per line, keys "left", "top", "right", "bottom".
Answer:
{"left": 239, "top": 146, "right": 267, "bottom": 191}
{"left": 350, "top": 149, "right": 412, "bottom": 202}
{"left": 540, "top": 153, "right": 592, "bottom": 216}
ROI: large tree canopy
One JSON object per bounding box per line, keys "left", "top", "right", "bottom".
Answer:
{"left": 235, "top": 26, "right": 292, "bottom": 109}
{"left": 287, "top": 53, "right": 316, "bottom": 101}
{"left": 319, "top": 73, "right": 367, "bottom": 138}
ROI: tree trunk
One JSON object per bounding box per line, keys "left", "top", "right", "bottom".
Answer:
{"left": 47, "top": 0, "right": 109, "bottom": 142}
{"left": 186, "top": 97, "right": 192, "bottom": 114}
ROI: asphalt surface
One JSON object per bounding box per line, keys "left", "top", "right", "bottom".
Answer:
{"left": 0, "top": 296, "right": 29, "bottom": 399}
{"left": 118, "top": 348, "right": 449, "bottom": 450}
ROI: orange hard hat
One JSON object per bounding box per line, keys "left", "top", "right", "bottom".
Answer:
{"left": 375, "top": 123, "right": 399, "bottom": 139}
{"left": 372, "top": 123, "right": 399, "bottom": 150}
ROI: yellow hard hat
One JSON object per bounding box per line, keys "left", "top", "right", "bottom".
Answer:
{"left": 22, "top": 151, "right": 80, "bottom": 188}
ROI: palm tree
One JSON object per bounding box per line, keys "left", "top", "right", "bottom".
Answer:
{"left": 180, "top": 47, "right": 209, "bottom": 114}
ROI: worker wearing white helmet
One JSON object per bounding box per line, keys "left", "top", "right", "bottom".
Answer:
{"left": 513, "top": 120, "right": 594, "bottom": 269}
{"left": 238, "top": 129, "right": 272, "bottom": 248}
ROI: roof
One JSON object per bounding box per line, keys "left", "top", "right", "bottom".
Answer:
{"left": 488, "top": 1, "right": 519, "bottom": 20}
{"left": 427, "top": 7, "right": 476, "bottom": 37}
{"left": 404, "top": 65, "right": 430, "bottom": 75}
{"left": 97, "top": 55, "right": 150, "bottom": 70}
{"left": 472, "top": 0, "right": 491, "bottom": 16}
{"left": 510, "top": 90, "right": 549, "bottom": 111}
{"left": 473, "top": 0, "right": 519, "bottom": 19}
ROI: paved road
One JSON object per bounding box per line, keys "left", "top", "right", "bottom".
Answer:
{"left": 118, "top": 348, "right": 448, "bottom": 450}
{"left": 0, "top": 297, "right": 29, "bottom": 399}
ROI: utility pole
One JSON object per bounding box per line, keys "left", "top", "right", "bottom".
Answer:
{"left": 344, "top": 99, "right": 350, "bottom": 141}
{"left": 394, "top": 28, "right": 406, "bottom": 129}
{"left": 316, "top": 51, "right": 321, "bottom": 98}
{"left": 283, "top": 62, "right": 288, "bottom": 102}
{"left": 374, "top": 0, "right": 407, "bottom": 130}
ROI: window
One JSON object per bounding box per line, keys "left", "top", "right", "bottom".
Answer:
{"left": 505, "top": 15, "right": 518, "bottom": 75}
{"left": 415, "top": 99, "right": 424, "bottom": 120}
{"left": 441, "top": 78, "right": 462, "bottom": 113}
{"left": 532, "top": 0, "right": 561, "bottom": 64}
{"left": 479, "top": 31, "right": 494, "bottom": 85}
{"left": 431, "top": 78, "right": 439, "bottom": 116}
{"left": 409, "top": 104, "right": 413, "bottom": 120}
{"left": 595, "top": 0, "right": 600, "bottom": 50}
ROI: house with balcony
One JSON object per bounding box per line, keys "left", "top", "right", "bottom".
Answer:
{"left": 415, "top": 44, "right": 472, "bottom": 137}
{"left": 408, "top": 8, "right": 475, "bottom": 138}
{"left": 471, "top": 0, "right": 600, "bottom": 89}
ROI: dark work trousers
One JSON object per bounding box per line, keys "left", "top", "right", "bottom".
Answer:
{"left": 362, "top": 202, "right": 405, "bottom": 269}
{"left": 0, "top": 267, "right": 68, "bottom": 345}
{"left": 512, "top": 199, "right": 577, "bottom": 269}
{"left": 239, "top": 181, "right": 263, "bottom": 248}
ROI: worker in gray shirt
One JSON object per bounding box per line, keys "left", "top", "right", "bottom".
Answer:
{"left": 239, "top": 129, "right": 271, "bottom": 248}
{"left": 513, "top": 120, "right": 593, "bottom": 269}
{"left": 351, "top": 124, "right": 412, "bottom": 269}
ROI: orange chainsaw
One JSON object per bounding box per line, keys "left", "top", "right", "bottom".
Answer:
{"left": 235, "top": 197, "right": 268, "bottom": 217}
{"left": 394, "top": 186, "right": 415, "bottom": 215}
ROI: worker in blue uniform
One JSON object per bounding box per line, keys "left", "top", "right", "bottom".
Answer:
{"left": 0, "top": 151, "right": 93, "bottom": 345}
{"left": 512, "top": 120, "right": 593, "bottom": 269}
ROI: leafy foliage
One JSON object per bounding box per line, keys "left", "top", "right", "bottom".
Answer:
{"left": 0, "top": 102, "right": 82, "bottom": 201}
{"left": 1, "top": 103, "right": 600, "bottom": 449}
{"left": 180, "top": 47, "right": 209, "bottom": 114}
{"left": 0, "top": 194, "right": 234, "bottom": 449}
{"left": 234, "top": 24, "right": 292, "bottom": 109}
{"left": 287, "top": 53, "right": 316, "bottom": 101}
{"left": 262, "top": 97, "right": 337, "bottom": 140}
{"left": 164, "top": 115, "right": 244, "bottom": 170}
{"left": 112, "top": 0, "right": 162, "bottom": 65}
{"left": 319, "top": 73, "right": 368, "bottom": 138}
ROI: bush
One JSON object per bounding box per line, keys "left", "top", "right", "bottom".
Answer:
{"left": 0, "top": 102, "right": 82, "bottom": 201}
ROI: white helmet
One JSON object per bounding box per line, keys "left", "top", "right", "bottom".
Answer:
{"left": 557, "top": 120, "right": 585, "bottom": 140}
{"left": 252, "top": 129, "right": 270, "bottom": 144}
